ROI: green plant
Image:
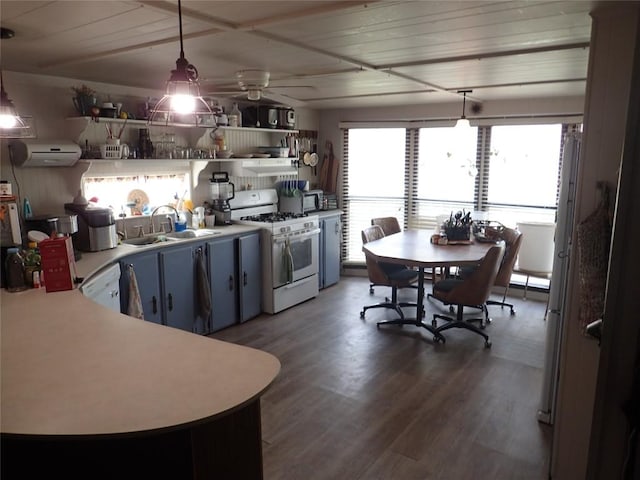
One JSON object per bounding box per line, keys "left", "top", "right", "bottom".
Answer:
{"left": 71, "top": 84, "right": 95, "bottom": 97}
{"left": 443, "top": 210, "right": 472, "bottom": 229}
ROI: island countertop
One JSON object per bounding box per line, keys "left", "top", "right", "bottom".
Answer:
{"left": 1, "top": 286, "right": 280, "bottom": 437}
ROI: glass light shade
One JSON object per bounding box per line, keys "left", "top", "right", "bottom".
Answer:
{"left": 170, "top": 94, "right": 196, "bottom": 114}
{"left": 455, "top": 117, "right": 471, "bottom": 129}
{"left": 0, "top": 109, "right": 19, "bottom": 128}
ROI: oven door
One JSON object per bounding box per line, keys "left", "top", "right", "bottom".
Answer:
{"left": 272, "top": 228, "right": 320, "bottom": 288}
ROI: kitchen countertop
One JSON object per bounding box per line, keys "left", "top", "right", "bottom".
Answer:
{"left": 1, "top": 223, "right": 279, "bottom": 438}
{"left": 75, "top": 223, "right": 262, "bottom": 281}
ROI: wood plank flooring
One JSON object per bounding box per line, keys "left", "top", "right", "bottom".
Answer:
{"left": 210, "top": 276, "right": 551, "bottom": 479}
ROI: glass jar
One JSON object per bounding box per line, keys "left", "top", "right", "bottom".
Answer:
{"left": 5, "top": 247, "right": 28, "bottom": 292}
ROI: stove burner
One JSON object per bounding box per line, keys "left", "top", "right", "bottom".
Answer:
{"left": 240, "top": 212, "right": 309, "bottom": 223}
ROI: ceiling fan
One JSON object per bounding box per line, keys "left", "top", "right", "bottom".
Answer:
{"left": 201, "top": 69, "right": 314, "bottom": 102}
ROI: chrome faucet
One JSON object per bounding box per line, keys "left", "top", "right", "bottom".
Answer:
{"left": 150, "top": 205, "right": 180, "bottom": 234}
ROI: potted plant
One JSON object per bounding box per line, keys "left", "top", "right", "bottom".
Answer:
{"left": 71, "top": 84, "right": 97, "bottom": 116}
{"left": 442, "top": 210, "right": 472, "bottom": 241}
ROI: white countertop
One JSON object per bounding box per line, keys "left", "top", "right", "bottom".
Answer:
{"left": 1, "top": 223, "right": 280, "bottom": 437}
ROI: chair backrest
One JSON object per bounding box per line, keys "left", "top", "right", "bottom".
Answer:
{"left": 361, "top": 225, "right": 391, "bottom": 285}
{"left": 494, "top": 227, "right": 523, "bottom": 288}
{"left": 371, "top": 217, "right": 401, "bottom": 236}
{"left": 445, "top": 243, "right": 505, "bottom": 306}
{"left": 516, "top": 221, "right": 555, "bottom": 274}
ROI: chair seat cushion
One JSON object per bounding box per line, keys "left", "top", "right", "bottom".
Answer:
{"left": 388, "top": 267, "right": 418, "bottom": 283}
{"left": 433, "top": 278, "right": 463, "bottom": 293}
{"left": 380, "top": 262, "right": 408, "bottom": 276}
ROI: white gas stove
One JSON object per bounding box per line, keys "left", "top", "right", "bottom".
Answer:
{"left": 230, "top": 189, "right": 320, "bottom": 314}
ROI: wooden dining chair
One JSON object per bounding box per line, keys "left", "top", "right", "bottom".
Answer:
{"left": 360, "top": 225, "right": 419, "bottom": 321}
{"left": 486, "top": 227, "right": 523, "bottom": 315}
{"left": 368, "top": 217, "right": 402, "bottom": 294}
{"left": 430, "top": 243, "right": 505, "bottom": 348}
{"left": 371, "top": 216, "right": 440, "bottom": 288}
{"left": 371, "top": 217, "right": 401, "bottom": 236}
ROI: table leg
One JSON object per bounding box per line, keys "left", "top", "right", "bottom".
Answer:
{"left": 377, "top": 267, "right": 446, "bottom": 343}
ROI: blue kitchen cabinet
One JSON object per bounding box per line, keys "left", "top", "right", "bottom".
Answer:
{"left": 159, "top": 244, "right": 197, "bottom": 333}
{"left": 319, "top": 214, "right": 341, "bottom": 289}
{"left": 238, "top": 232, "right": 261, "bottom": 322}
{"left": 119, "top": 251, "right": 162, "bottom": 324}
{"left": 207, "top": 236, "right": 238, "bottom": 332}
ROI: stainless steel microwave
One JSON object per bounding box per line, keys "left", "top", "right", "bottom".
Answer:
{"left": 279, "top": 189, "right": 324, "bottom": 214}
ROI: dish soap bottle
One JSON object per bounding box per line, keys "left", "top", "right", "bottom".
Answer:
{"left": 230, "top": 102, "right": 242, "bottom": 128}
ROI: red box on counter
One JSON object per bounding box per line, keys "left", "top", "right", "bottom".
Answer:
{"left": 39, "top": 236, "right": 77, "bottom": 292}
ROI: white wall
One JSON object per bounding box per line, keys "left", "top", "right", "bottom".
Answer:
{"left": 0, "top": 71, "right": 319, "bottom": 218}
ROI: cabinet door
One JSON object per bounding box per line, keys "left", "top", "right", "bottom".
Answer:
{"left": 119, "top": 252, "right": 162, "bottom": 324}
{"left": 322, "top": 215, "right": 341, "bottom": 288}
{"left": 160, "top": 245, "right": 196, "bottom": 333}
{"left": 207, "top": 237, "right": 237, "bottom": 332}
{"left": 238, "top": 232, "right": 261, "bottom": 322}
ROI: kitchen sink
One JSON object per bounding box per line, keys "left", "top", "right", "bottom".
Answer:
{"left": 120, "top": 234, "right": 180, "bottom": 247}
{"left": 121, "top": 229, "right": 223, "bottom": 247}
{"left": 166, "top": 229, "right": 223, "bottom": 239}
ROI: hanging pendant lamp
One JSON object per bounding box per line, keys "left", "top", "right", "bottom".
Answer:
{"left": 149, "top": 0, "right": 213, "bottom": 126}
{"left": 0, "top": 28, "right": 35, "bottom": 138}
{"left": 454, "top": 90, "right": 472, "bottom": 129}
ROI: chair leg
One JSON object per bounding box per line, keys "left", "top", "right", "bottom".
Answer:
{"left": 486, "top": 286, "right": 516, "bottom": 315}
{"left": 360, "top": 286, "right": 420, "bottom": 321}
{"left": 431, "top": 306, "right": 492, "bottom": 348}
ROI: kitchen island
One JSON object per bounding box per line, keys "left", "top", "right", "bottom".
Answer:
{"left": 1, "top": 229, "right": 280, "bottom": 479}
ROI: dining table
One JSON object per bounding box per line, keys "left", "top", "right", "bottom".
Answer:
{"left": 362, "top": 229, "right": 495, "bottom": 343}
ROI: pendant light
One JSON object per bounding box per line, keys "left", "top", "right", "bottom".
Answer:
{"left": 149, "top": 0, "right": 212, "bottom": 126}
{"left": 0, "top": 28, "right": 35, "bottom": 138}
{"left": 454, "top": 89, "right": 472, "bottom": 129}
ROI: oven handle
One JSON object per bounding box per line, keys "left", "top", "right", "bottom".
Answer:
{"left": 273, "top": 228, "right": 321, "bottom": 243}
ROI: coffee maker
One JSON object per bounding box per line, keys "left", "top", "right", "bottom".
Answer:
{"left": 209, "top": 172, "right": 235, "bottom": 225}
{"left": 64, "top": 203, "right": 118, "bottom": 251}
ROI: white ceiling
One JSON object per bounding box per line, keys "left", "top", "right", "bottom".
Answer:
{"left": 0, "top": 1, "right": 594, "bottom": 109}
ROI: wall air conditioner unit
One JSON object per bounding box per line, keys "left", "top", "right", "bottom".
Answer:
{"left": 8, "top": 139, "right": 82, "bottom": 167}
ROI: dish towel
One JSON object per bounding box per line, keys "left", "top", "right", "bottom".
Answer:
{"left": 283, "top": 239, "right": 294, "bottom": 284}
{"left": 127, "top": 264, "right": 144, "bottom": 320}
{"left": 196, "top": 248, "right": 212, "bottom": 322}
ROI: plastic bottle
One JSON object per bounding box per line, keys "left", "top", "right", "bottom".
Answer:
{"left": 230, "top": 102, "right": 242, "bottom": 127}
{"left": 5, "top": 247, "right": 28, "bottom": 292}
{"left": 23, "top": 197, "right": 33, "bottom": 219}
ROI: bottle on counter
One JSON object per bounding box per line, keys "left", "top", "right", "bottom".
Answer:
{"left": 23, "top": 241, "right": 42, "bottom": 288}
{"left": 5, "top": 247, "right": 28, "bottom": 292}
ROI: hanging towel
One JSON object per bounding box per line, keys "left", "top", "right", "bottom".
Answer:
{"left": 127, "top": 264, "right": 144, "bottom": 320}
{"left": 283, "top": 239, "right": 294, "bottom": 284}
{"left": 196, "top": 248, "right": 212, "bottom": 321}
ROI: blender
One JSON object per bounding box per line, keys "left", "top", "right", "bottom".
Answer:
{"left": 209, "top": 172, "right": 235, "bottom": 225}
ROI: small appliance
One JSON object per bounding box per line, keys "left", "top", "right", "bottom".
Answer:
{"left": 64, "top": 203, "right": 118, "bottom": 251}
{"left": 209, "top": 172, "right": 235, "bottom": 225}
{"left": 278, "top": 189, "right": 324, "bottom": 214}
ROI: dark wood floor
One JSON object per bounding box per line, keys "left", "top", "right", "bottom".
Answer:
{"left": 211, "top": 276, "right": 552, "bottom": 480}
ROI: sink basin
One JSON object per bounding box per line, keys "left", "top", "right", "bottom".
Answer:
{"left": 121, "top": 234, "right": 180, "bottom": 247}
{"left": 166, "top": 229, "right": 223, "bottom": 239}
